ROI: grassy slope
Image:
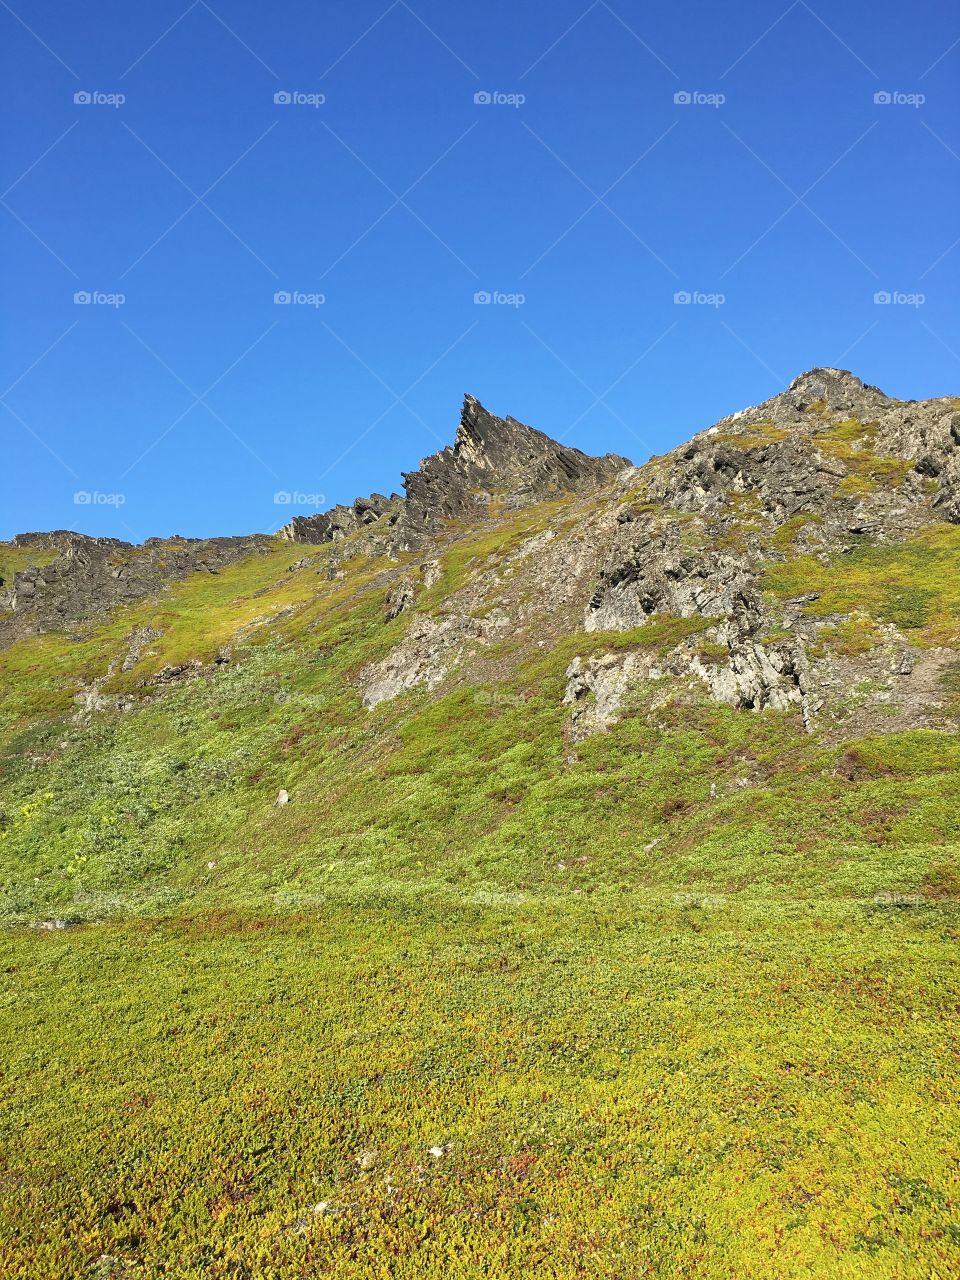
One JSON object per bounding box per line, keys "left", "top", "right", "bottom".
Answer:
{"left": 3, "top": 905, "right": 956, "bottom": 1279}
{"left": 0, "top": 502, "right": 958, "bottom": 1278}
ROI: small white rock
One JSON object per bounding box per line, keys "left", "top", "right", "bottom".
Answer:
{"left": 428, "top": 1143, "right": 451, "bottom": 1159}
{"left": 276, "top": 789, "right": 289, "bottom": 807}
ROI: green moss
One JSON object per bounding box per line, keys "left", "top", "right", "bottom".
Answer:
{"left": 812, "top": 616, "right": 883, "bottom": 658}
{"left": 769, "top": 511, "right": 822, "bottom": 553}
{"left": 694, "top": 640, "right": 729, "bottom": 664}
{"left": 714, "top": 420, "right": 789, "bottom": 450}
{"left": 1, "top": 902, "right": 957, "bottom": 1278}
{"left": 815, "top": 419, "right": 912, "bottom": 496}
{"left": 762, "top": 524, "right": 960, "bottom": 646}
{"left": 819, "top": 417, "right": 878, "bottom": 450}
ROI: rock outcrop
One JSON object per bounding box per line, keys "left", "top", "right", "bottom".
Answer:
{"left": 390, "top": 394, "right": 630, "bottom": 549}
{"left": 360, "top": 609, "right": 511, "bottom": 708}
{"left": 277, "top": 493, "right": 400, "bottom": 545}
{"left": 278, "top": 395, "right": 631, "bottom": 555}
{"left": 0, "top": 532, "right": 271, "bottom": 646}
{"left": 567, "top": 368, "right": 959, "bottom": 737}
{"left": 272, "top": 391, "right": 632, "bottom": 558}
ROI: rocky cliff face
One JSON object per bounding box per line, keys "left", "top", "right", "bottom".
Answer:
{"left": 3, "top": 369, "right": 958, "bottom": 746}
{"left": 390, "top": 394, "right": 630, "bottom": 550}
{"left": 571, "top": 368, "right": 959, "bottom": 736}
{"left": 279, "top": 394, "right": 630, "bottom": 554}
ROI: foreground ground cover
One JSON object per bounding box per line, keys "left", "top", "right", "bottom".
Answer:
{"left": 1, "top": 898, "right": 957, "bottom": 1279}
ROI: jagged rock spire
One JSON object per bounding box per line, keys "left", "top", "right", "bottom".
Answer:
{"left": 279, "top": 394, "right": 632, "bottom": 552}
{"left": 391, "top": 395, "right": 631, "bottom": 548}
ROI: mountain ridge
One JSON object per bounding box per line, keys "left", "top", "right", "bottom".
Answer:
{"left": 3, "top": 367, "right": 957, "bottom": 655}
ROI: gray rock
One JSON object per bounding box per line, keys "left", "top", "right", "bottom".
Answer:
{"left": 361, "top": 610, "right": 511, "bottom": 708}
{"left": 120, "top": 625, "right": 164, "bottom": 672}
{"left": 392, "top": 395, "right": 630, "bottom": 550}
{"left": 280, "top": 395, "right": 630, "bottom": 558}
{"left": 384, "top": 577, "right": 415, "bottom": 621}
{"left": 1, "top": 532, "right": 271, "bottom": 648}
{"left": 278, "top": 493, "right": 398, "bottom": 545}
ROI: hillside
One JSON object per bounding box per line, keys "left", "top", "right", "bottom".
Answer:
{"left": 1, "top": 369, "right": 958, "bottom": 1278}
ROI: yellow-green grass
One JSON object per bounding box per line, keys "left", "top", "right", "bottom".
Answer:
{"left": 817, "top": 419, "right": 913, "bottom": 497}
{"left": 3, "top": 599, "right": 959, "bottom": 926}
{"left": 713, "top": 420, "right": 789, "bottom": 450}
{"left": 1, "top": 901, "right": 957, "bottom": 1279}
{"left": 2, "top": 499, "right": 960, "bottom": 1276}
{"left": 762, "top": 524, "right": 960, "bottom": 647}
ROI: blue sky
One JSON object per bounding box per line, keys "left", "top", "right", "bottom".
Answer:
{"left": 2, "top": 0, "right": 958, "bottom": 541}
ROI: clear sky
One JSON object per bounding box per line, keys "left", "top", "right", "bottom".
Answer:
{"left": 2, "top": 0, "right": 958, "bottom": 541}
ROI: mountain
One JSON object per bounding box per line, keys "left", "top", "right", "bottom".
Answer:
{"left": 5, "top": 367, "right": 957, "bottom": 733}
{"left": 2, "top": 370, "right": 958, "bottom": 1278}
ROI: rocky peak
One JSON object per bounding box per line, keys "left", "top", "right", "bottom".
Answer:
{"left": 719, "top": 368, "right": 893, "bottom": 433}
{"left": 781, "top": 367, "right": 889, "bottom": 413}
{"left": 278, "top": 394, "right": 632, "bottom": 554}
{"left": 393, "top": 395, "right": 631, "bottom": 548}
{"left": 455, "top": 393, "right": 630, "bottom": 486}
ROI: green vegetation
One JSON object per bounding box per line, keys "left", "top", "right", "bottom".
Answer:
{"left": 715, "top": 420, "right": 789, "bottom": 450}
{"left": 762, "top": 524, "right": 960, "bottom": 646}
{"left": 816, "top": 419, "right": 913, "bottom": 498}
{"left": 0, "top": 503, "right": 958, "bottom": 1277}
{"left": 2, "top": 902, "right": 957, "bottom": 1279}
{"left": 0, "top": 544, "right": 58, "bottom": 607}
